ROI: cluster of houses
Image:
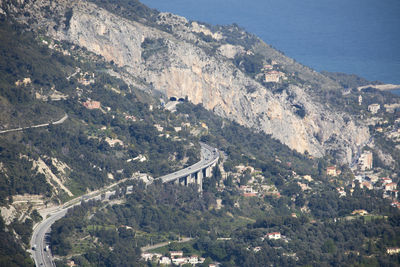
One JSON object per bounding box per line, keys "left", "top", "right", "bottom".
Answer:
{"left": 366, "top": 102, "right": 400, "bottom": 115}
{"left": 227, "top": 164, "right": 314, "bottom": 199}
{"left": 335, "top": 175, "right": 398, "bottom": 207}
{"left": 141, "top": 251, "right": 207, "bottom": 266}
{"left": 237, "top": 181, "right": 280, "bottom": 198}
{"left": 77, "top": 72, "right": 95, "bottom": 86}
{"left": 327, "top": 154, "right": 399, "bottom": 208}
{"left": 351, "top": 170, "right": 398, "bottom": 205}
{"left": 326, "top": 138, "right": 398, "bottom": 206}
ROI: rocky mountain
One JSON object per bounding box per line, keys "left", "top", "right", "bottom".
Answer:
{"left": 1, "top": 0, "right": 370, "bottom": 163}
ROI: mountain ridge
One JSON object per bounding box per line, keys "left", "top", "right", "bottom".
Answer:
{"left": 1, "top": 0, "right": 369, "bottom": 162}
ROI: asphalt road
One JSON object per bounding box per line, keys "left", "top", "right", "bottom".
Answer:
{"left": 159, "top": 142, "right": 219, "bottom": 183}
{"left": 31, "top": 209, "right": 67, "bottom": 267}
{"left": 0, "top": 114, "right": 68, "bottom": 134}
{"left": 29, "top": 143, "right": 218, "bottom": 266}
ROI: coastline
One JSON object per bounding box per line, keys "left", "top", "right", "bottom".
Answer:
{"left": 358, "top": 84, "right": 400, "bottom": 91}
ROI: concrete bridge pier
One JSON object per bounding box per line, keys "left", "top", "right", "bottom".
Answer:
{"left": 195, "top": 171, "right": 203, "bottom": 192}
{"left": 202, "top": 168, "right": 207, "bottom": 179}
{"left": 181, "top": 177, "right": 187, "bottom": 186}
{"left": 187, "top": 174, "right": 195, "bottom": 185}
{"left": 205, "top": 166, "right": 212, "bottom": 177}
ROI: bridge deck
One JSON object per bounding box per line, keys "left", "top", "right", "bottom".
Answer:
{"left": 159, "top": 143, "right": 219, "bottom": 183}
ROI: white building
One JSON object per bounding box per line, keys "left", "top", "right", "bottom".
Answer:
{"left": 172, "top": 257, "right": 187, "bottom": 265}
{"left": 368, "top": 103, "right": 380, "bottom": 114}
{"left": 141, "top": 253, "right": 162, "bottom": 261}
{"left": 170, "top": 251, "right": 183, "bottom": 258}
{"left": 188, "top": 256, "right": 200, "bottom": 264}
{"left": 266, "top": 232, "right": 281, "bottom": 240}
{"left": 387, "top": 247, "right": 400, "bottom": 255}
{"left": 382, "top": 177, "right": 393, "bottom": 185}
{"left": 159, "top": 257, "right": 171, "bottom": 265}
{"left": 105, "top": 137, "right": 124, "bottom": 147}
{"left": 358, "top": 151, "right": 373, "bottom": 170}
{"left": 385, "top": 182, "right": 397, "bottom": 191}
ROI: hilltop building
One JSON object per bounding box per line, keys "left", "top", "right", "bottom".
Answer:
{"left": 264, "top": 71, "right": 285, "bottom": 83}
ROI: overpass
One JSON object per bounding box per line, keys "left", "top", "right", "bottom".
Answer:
{"left": 158, "top": 143, "right": 219, "bottom": 191}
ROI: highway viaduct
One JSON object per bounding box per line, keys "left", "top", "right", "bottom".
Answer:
{"left": 158, "top": 143, "right": 219, "bottom": 191}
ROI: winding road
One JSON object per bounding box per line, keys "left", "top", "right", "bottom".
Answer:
{"left": 30, "top": 143, "right": 218, "bottom": 267}
{"left": 0, "top": 114, "right": 68, "bottom": 134}
{"left": 31, "top": 209, "right": 67, "bottom": 267}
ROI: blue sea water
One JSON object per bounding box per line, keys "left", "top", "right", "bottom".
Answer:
{"left": 391, "top": 89, "right": 400, "bottom": 96}
{"left": 141, "top": 0, "right": 400, "bottom": 84}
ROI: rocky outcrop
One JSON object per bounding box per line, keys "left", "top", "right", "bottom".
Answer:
{"left": 32, "top": 157, "right": 73, "bottom": 197}
{"left": 5, "top": 0, "right": 370, "bottom": 163}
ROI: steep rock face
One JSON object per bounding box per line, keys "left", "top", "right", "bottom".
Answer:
{"left": 5, "top": 0, "right": 369, "bottom": 162}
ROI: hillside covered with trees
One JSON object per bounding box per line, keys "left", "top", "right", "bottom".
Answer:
{"left": 0, "top": 1, "right": 400, "bottom": 266}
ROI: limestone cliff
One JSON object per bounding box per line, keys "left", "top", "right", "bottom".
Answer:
{"left": 3, "top": 0, "right": 370, "bottom": 163}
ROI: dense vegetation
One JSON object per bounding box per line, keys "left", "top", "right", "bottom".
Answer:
{"left": 0, "top": 20, "right": 67, "bottom": 128}
{"left": 0, "top": 142, "right": 51, "bottom": 203}
{"left": 48, "top": 99, "right": 400, "bottom": 267}
{"left": 0, "top": 216, "right": 34, "bottom": 267}
{"left": 50, "top": 178, "right": 400, "bottom": 266}
{"left": 0, "top": 17, "right": 197, "bottom": 265}
{"left": 45, "top": 97, "right": 400, "bottom": 266}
